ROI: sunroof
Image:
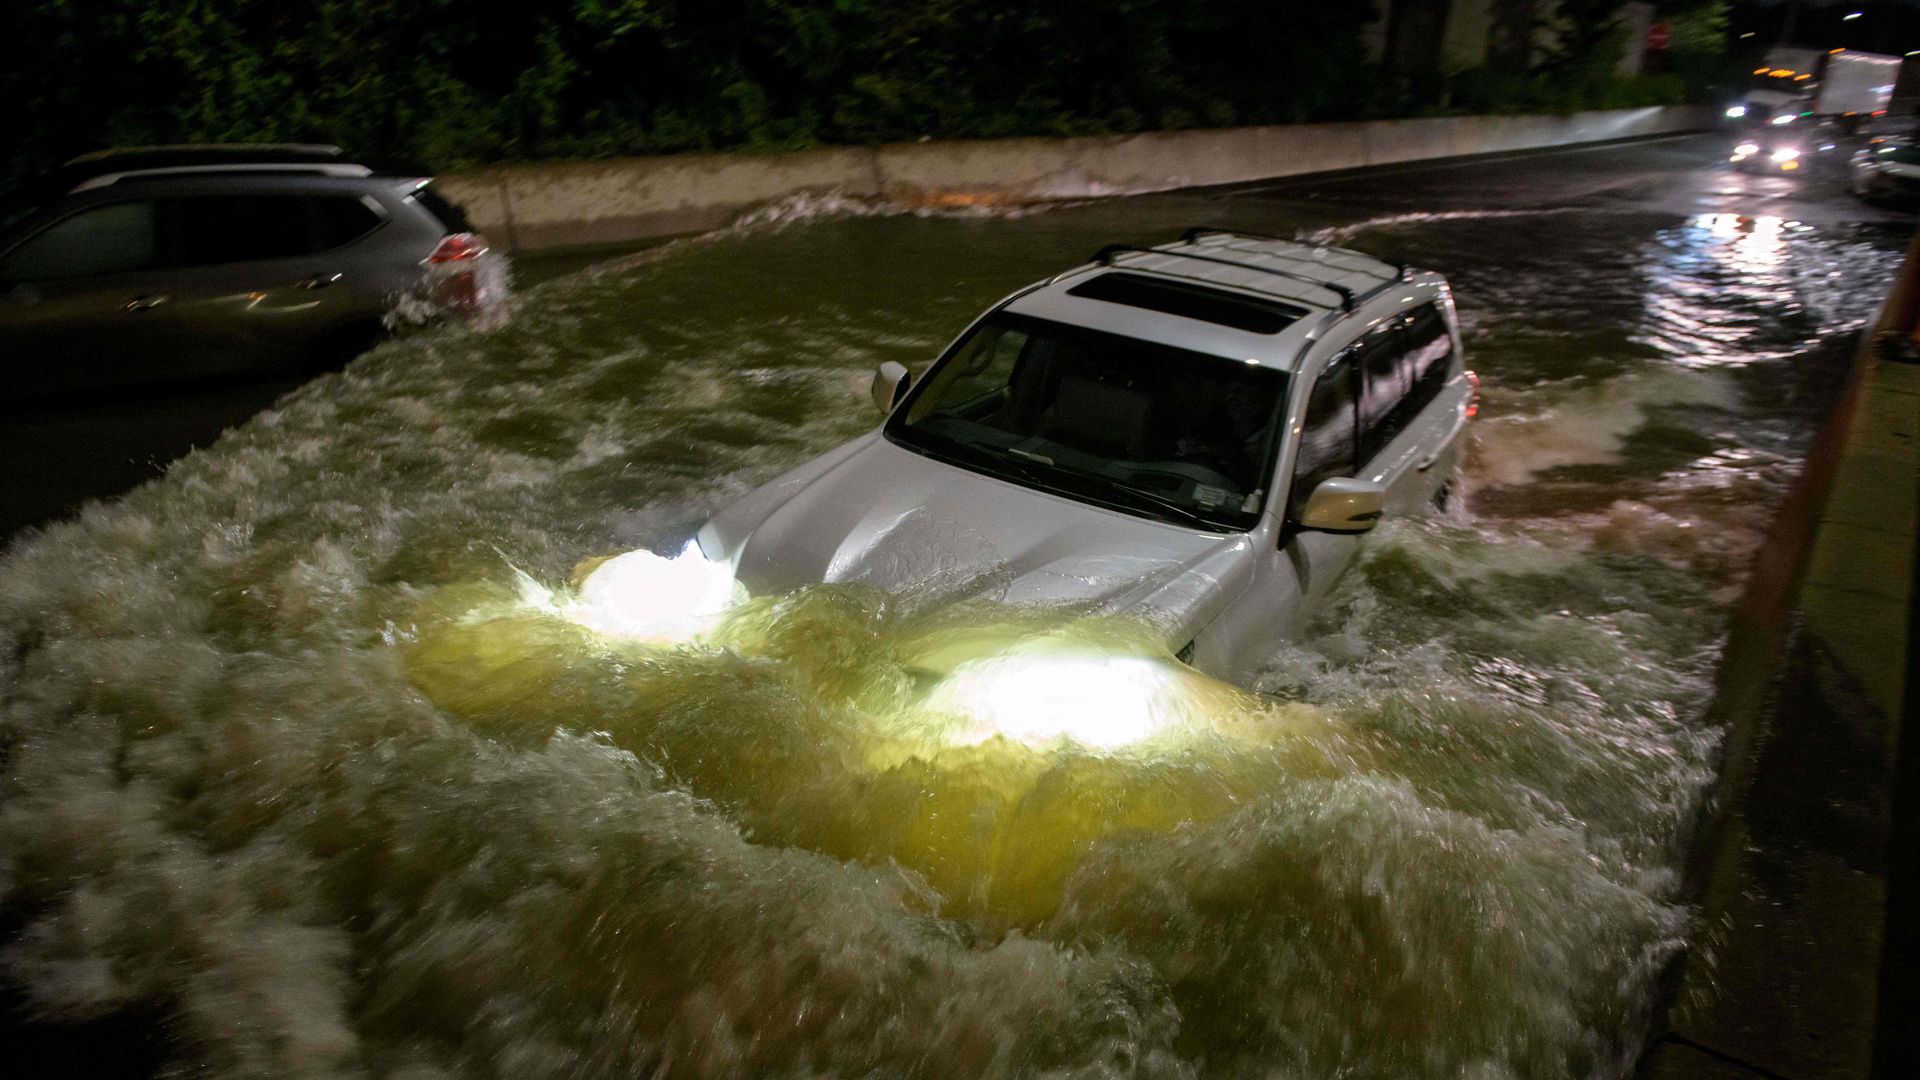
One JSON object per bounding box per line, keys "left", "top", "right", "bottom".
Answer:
{"left": 1067, "top": 272, "right": 1306, "bottom": 335}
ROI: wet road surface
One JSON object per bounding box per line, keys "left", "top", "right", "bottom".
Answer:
{"left": 0, "top": 133, "right": 1911, "bottom": 1078}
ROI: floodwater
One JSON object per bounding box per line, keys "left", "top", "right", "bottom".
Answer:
{"left": 0, "top": 137, "right": 1909, "bottom": 1078}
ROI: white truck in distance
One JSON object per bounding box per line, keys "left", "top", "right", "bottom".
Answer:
{"left": 1737, "top": 45, "right": 1900, "bottom": 126}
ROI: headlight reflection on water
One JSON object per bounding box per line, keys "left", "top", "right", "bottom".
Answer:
{"left": 541, "top": 542, "right": 1233, "bottom": 753}
{"left": 929, "top": 650, "right": 1194, "bottom": 749}
{"left": 559, "top": 541, "right": 744, "bottom": 643}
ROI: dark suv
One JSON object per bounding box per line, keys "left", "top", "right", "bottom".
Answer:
{"left": 0, "top": 144, "right": 504, "bottom": 402}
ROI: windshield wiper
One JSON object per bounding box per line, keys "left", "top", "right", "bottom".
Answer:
{"left": 1099, "top": 480, "right": 1224, "bottom": 531}
{"left": 1028, "top": 458, "right": 1224, "bottom": 531}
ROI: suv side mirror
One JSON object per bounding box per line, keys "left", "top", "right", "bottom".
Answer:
{"left": 1297, "top": 477, "right": 1385, "bottom": 533}
{"left": 871, "top": 361, "right": 911, "bottom": 413}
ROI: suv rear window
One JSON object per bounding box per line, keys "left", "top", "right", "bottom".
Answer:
{"left": 1067, "top": 272, "right": 1305, "bottom": 334}
{"left": 311, "top": 195, "right": 384, "bottom": 249}
{"left": 407, "top": 186, "right": 471, "bottom": 233}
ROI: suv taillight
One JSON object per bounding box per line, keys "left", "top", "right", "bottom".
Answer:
{"left": 423, "top": 232, "right": 500, "bottom": 311}
{"left": 426, "top": 232, "right": 489, "bottom": 264}
{"left": 1464, "top": 370, "right": 1481, "bottom": 418}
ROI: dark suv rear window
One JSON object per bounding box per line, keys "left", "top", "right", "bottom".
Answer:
{"left": 312, "top": 196, "right": 384, "bottom": 249}
{"left": 407, "top": 186, "right": 471, "bottom": 232}
{"left": 1067, "top": 272, "right": 1305, "bottom": 334}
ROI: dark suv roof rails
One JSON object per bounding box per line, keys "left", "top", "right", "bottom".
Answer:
{"left": 1180, "top": 226, "right": 1408, "bottom": 277}
{"left": 71, "top": 163, "right": 374, "bottom": 194}
{"left": 41, "top": 145, "right": 377, "bottom": 198}
{"left": 1091, "top": 243, "right": 1358, "bottom": 311}
{"left": 64, "top": 143, "right": 346, "bottom": 166}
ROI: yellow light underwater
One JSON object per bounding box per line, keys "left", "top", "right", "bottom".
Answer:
{"left": 928, "top": 649, "right": 1194, "bottom": 749}
{"left": 561, "top": 542, "right": 743, "bottom": 642}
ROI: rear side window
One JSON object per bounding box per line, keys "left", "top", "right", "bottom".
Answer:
{"left": 161, "top": 194, "right": 384, "bottom": 268}
{"left": 311, "top": 196, "right": 384, "bottom": 249}
{"left": 1288, "top": 355, "right": 1356, "bottom": 519}
{"left": 407, "top": 186, "right": 471, "bottom": 232}
{"left": 1355, "top": 323, "right": 1408, "bottom": 463}
{"left": 1401, "top": 305, "right": 1454, "bottom": 417}
{"left": 0, "top": 193, "right": 384, "bottom": 282}
{"left": 167, "top": 195, "right": 317, "bottom": 267}
{"left": 1, "top": 200, "right": 161, "bottom": 281}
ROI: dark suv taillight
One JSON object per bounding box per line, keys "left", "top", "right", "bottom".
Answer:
{"left": 423, "top": 232, "right": 499, "bottom": 311}
{"left": 426, "top": 232, "right": 488, "bottom": 264}
{"left": 1464, "top": 369, "right": 1481, "bottom": 418}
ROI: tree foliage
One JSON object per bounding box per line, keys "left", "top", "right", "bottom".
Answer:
{"left": 0, "top": 0, "right": 1700, "bottom": 193}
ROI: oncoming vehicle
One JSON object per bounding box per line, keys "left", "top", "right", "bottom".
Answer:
{"left": 1729, "top": 118, "right": 1845, "bottom": 175}
{"left": 0, "top": 144, "right": 504, "bottom": 403}
{"left": 1731, "top": 46, "right": 1900, "bottom": 131}
{"left": 692, "top": 229, "right": 1477, "bottom": 687}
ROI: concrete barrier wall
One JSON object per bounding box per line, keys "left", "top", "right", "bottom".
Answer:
{"left": 439, "top": 105, "right": 1712, "bottom": 253}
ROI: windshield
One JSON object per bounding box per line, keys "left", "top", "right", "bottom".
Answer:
{"left": 886, "top": 312, "right": 1289, "bottom": 532}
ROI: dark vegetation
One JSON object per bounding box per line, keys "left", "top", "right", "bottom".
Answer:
{"left": 1, "top": 0, "right": 1735, "bottom": 193}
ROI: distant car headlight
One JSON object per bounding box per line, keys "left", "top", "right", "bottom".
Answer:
{"left": 1772, "top": 147, "right": 1801, "bottom": 162}
{"left": 1771, "top": 114, "right": 1796, "bottom": 126}
{"left": 1726, "top": 105, "right": 1748, "bottom": 119}
{"left": 1735, "top": 142, "right": 1760, "bottom": 156}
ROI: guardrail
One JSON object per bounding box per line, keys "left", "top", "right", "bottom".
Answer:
{"left": 437, "top": 106, "right": 1713, "bottom": 253}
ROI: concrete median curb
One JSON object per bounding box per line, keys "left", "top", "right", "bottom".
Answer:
{"left": 437, "top": 106, "right": 1712, "bottom": 254}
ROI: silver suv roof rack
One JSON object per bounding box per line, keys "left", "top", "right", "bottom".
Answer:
{"left": 1180, "top": 227, "right": 1407, "bottom": 277}
{"left": 70, "top": 162, "right": 374, "bottom": 193}
{"left": 1090, "top": 228, "right": 1418, "bottom": 313}
{"left": 63, "top": 143, "right": 346, "bottom": 165}
{"left": 1093, "top": 242, "right": 1362, "bottom": 310}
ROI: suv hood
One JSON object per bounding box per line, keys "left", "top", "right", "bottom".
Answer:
{"left": 706, "top": 435, "right": 1254, "bottom": 637}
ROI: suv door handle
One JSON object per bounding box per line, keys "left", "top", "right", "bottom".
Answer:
{"left": 123, "top": 294, "right": 169, "bottom": 312}
{"left": 299, "top": 272, "right": 343, "bottom": 290}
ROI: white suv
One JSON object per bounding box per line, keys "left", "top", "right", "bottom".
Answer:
{"left": 696, "top": 228, "right": 1475, "bottom": 686}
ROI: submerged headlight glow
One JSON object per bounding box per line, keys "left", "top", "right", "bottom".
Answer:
{"left": 1771, "top": 147, "right": 1800, "bottom": 162}
{"left": 1770, "top": 114, "right": 1796, "bottom": 126}
{"left": 563, "top": 541, "right": 743, "bottom": 642}
{"left": 930, "top": 650, "right": 1190, "bottom": 749}
{"left": 1725, "top": 105, "right": 1747, "bottom": 119}
{"left": 1734, "top": 142, "right": 1760, "bottom": 156}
